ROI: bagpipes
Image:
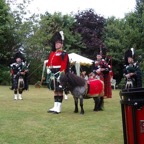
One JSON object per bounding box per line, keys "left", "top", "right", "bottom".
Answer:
{"left": 92, "top": 55, "right": 112, "bottom": 74}
{"left": 10, "top": 61, "right": 30, "bottom": 77}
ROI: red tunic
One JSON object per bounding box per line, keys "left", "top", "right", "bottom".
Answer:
{"left": 46, "top": 50, "right": 69, "bottom": 73}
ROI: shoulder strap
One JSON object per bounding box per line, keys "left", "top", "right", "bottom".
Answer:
{"left": 61, "top": 51, "right": 67, "bottom": 60}
{"left": 61, "top": 51, "right": 70, "bottom": 73}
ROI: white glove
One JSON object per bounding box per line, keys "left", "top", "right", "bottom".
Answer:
{"left": 47, "top": 68, "right": 51, "bottom": 74}
{"left": 96, "top": 68, "right": 101, "bottom": 74}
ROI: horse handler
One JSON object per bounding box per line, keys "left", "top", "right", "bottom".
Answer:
{"left": 46, "top": 31, "right": 69, "bottom": 114}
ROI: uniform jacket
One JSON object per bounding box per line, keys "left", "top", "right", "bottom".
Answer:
{"left": 47, "top": 50, "right": 69, "bottom": 73}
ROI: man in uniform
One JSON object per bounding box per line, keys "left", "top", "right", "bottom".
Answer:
{"left": 93, "top": 52, "right": 112, "bottom": 98}
{"left": 123, "top": 48, "right": 142, "bottom": 88}
{"left": 46, "top": 31, "right": 69, "bottom": 114}
{"left": 92, "top": 48, "right": 112, "bottom": 111}
{"left": 10, "top": 48, "right": 29, "bottom": 91}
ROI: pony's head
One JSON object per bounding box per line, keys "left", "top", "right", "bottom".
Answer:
{"left": 60, "top": 72, "right": 86, "bottom": 90}
{"left": 59, "top": 73, "right": 70, "bottom": 94}
{"left": 60, "top": 73, "right": 69, "bottom": 88}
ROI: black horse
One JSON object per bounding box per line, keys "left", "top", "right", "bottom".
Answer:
{"left": 60, "top": 73, "right": 104, "bottom": 114}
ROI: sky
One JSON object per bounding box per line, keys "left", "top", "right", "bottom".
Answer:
{"left": 25, "top": 0, "right": 136, "bottom": 19}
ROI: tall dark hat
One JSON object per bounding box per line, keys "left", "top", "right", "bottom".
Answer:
{"left": 50, "top": 31, "right": 64, "bottom": 51}
{"left": 124, "top": 48, "right": 135, "bottom": 65}
{"left": 10, "top": 47, "right": 25, "bottom": 64}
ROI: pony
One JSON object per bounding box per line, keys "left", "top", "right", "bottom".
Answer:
{"left": 60, "top": 72, "right": 104, "bottom": 114}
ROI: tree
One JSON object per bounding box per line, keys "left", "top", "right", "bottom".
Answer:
{"left": 0, "top": 0, "right": 34, "bottom": 65}
{"left": 73, "top": 9, "right": 106, "bottom": 60}
{"left": 104, "top": 1, "right": 144, "bottom": 83}
{"left": 0, "top": 0, "right": 16, "bottom": 65}
{"left": 104, "top": 17, "right": 126, "bottom": 82}
{"left": 30, "top": 12, "right": 84, "bottom": 60}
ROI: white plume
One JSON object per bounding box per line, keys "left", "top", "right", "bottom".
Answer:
{"left": 59, "top": 31, "right": 64, "bottom": 40}
{"left": 131, "top": 48, "right": 134, "bottom": 56}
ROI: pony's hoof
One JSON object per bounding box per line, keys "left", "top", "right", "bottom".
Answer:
{"left": 93, "top": 108, "right": 103, "bottom": 112}
{"left": 99, "top": 108, "right": 104, "bottom": 111}
{"left": 93, "top": 109, "right": 98, "bottom": 112}
{"left": 74, "top": 111, "right": 78, "bottom": 113}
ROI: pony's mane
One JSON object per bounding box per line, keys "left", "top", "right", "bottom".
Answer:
{"left": 66, "top": 73, "right": 86, "bottom": 87}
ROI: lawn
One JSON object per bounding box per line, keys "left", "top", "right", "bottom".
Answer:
{"left": 0, "top": 85, "right": 124, "bottom": 144}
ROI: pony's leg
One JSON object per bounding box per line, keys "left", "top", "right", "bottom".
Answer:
{"left": 64, "top": 87, "right": 69, "bottom": 100}
{"left": 14, "top": 89, "right": 18, "bottom": 100}
{"left": 93, "top": 97, "right": 100, "bottom": 111}
{"left": 79, "top": 97, "right": 84, "bottom": 114}
{"left": 97, "top": 96, "right": 104, "bottom": 111}
{"left": 93, "top": 96, "right": 104, "bottom": 111}
{"left": 74, "top": 97, "right": 78, "bottom": 113}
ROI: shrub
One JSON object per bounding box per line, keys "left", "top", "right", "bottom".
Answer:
{"left": 0, "top": 65, "right": 11, "bottom": 85}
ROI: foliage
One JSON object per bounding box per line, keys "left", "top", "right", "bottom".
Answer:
{"left": 117, "top": 78, "right": 125, "bottom": 89}
{"left": 104, "top": 17, "right": 127, "bottom": 82}
{"left": 104, "top": 0, "right": 144, "bottom": 82}
{"left": 0, "top": 64, "right": 11, "bottom": 85}
{"left": 0, "top": 0, "right": 16, "bottom": 65}
{"left": 28, "top": 59, "right": 43, "bottom": 84}
{"left": 37, "top": 12, "right": 84, "bottom": 57}
{"left": 1, "top": 0, "right": 144, "bottom": 85}
{"left": 73, "top": 9, "right": 106, "bottom": 59}
{"left": 0, "top": 0, "right": 34, "bottom": 66}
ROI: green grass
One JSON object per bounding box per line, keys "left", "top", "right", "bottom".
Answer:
{"left": 0, "top": 85, "right": 123, "bottom": 144}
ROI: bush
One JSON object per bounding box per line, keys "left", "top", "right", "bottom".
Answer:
{"left": 0, "top": 65, "right": 11, "bottom": 85}
{"left": 117, "top": 78, "right": 125, "bottom": 89}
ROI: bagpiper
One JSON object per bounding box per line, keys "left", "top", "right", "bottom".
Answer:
{"left": 10, "top": 48, "right": 29, "bottom": 100}
{"left": 93, "top": 48, "right": 112, "bottom": 99}
{"left": 123, "top": 48, "right": 142, "bottom": 88}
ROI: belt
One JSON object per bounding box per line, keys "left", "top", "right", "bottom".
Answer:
{"left": 48, "top": 66, "right": 61, "bottom": 69}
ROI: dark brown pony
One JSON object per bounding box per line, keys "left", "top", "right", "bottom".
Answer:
{"left": 60, "top": 73, "right": 104, "bottom": 114}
